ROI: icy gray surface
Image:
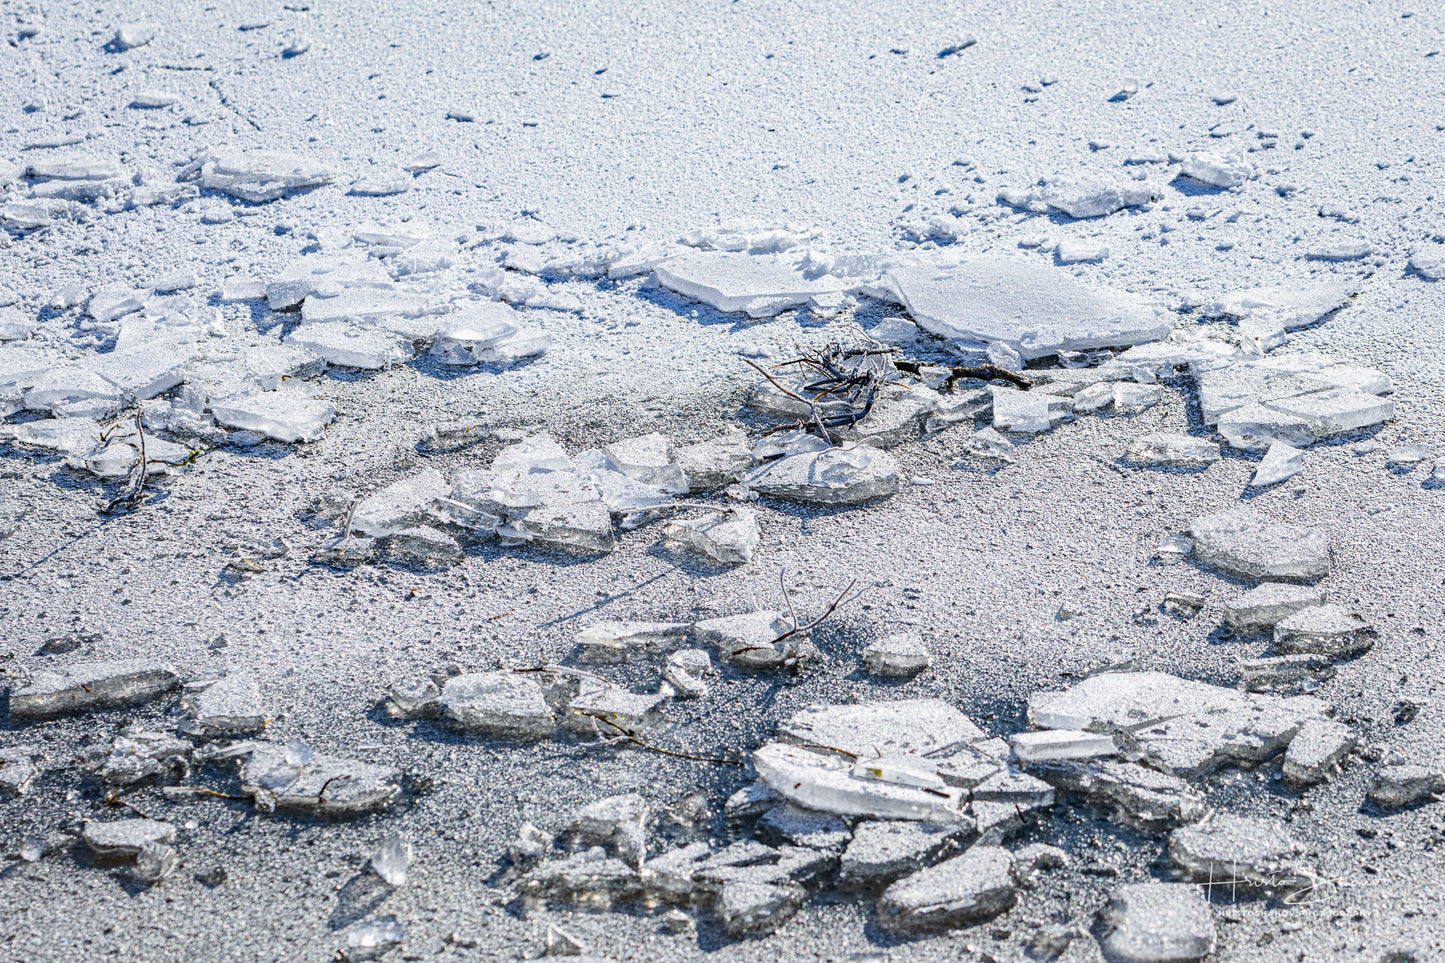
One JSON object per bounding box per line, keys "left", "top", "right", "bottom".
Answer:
{"left": 3, "top": 2, "right": 1445, "bottom": 961}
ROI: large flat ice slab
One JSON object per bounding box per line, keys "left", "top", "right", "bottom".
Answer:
{"left": 654, "top": 251, "right": 851, "bottom": 317}
{"left": 888, "top": 258, "right": 1172, "bottom": 360}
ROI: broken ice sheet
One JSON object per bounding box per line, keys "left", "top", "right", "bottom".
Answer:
{"left": 1029, "top": 758, "right": 1205, "bottom": 831}
{"left": 0, "top": 746, "right": 42, "bottom": 795}
{"left": 1124, "top": 433, "right": 1220, "bottom": 468}
{"left": 991, "top": 386, "right": 1071, "bottom": 433}
{"left": 1188, "top": 506, "right": 1330, "bottom": 582}
{"left": 1368, "top": 764, "right": 1445, "bottom": 808}
{"left": 232, "top": 741, "right": 403, "bottom": 815}
{"left": 1204, "top": 280, "right": 1355, "bottom": 332}
{"left": 344, "top": 916, "right": 404, "bottom": 961}
{"left": 1225, "top": 582, "right": 1326, "bottom": 633}
{"left": 663, "top": 508, "right": 759, "bottom": 565}
{"left": 693, "top": 611, "right": 805, "bottom": 670}
{"left": 211, "top": 390, "right": 335, "bottom": 443}
{"left": 1238, "top": 654, "right": 1335, "bottom": 693}
{"left": 562, "top": 682, "right": 668, "bottom": 735}
{"left": 604, "top": 433, "right": 688, "bottom": 492}
{"left": 98, "top": 728, "right": 191, "bottom": 785}
{"left": 9, "top": 659, "right": 180, "bottom": 717}
{"left": 285, "top": 321, "right": 415, "bottom": 370}
{"left": 1283, "top": 718, "right": 1356, "bottom": 786}
{"left": 960, "top": 426, "right": 1015, "bottom": 463}
{"left": 350, "top": 468, "right": 451, "bottom": 537}
{"left": 1178, "top": 149, "right": 1254, "bottom": 188}
{"left": 887, "top": 258, "right": 1171, "bottom": 360}
{"left": 1027, "top": 671, "right": 1329, "bottom": 779}
{"left": 388, "top": 525, "right": 463, "bottom": 568}
{"left": 663, "top": 648, "right": 711, "bottom": 699}
{"left": 740, "top": 446, "right": 901, "bottom": 505}
{"left": 182, "top": 147, "right": 335, "bottom": 202}
{"left": 570, "top": 793, "right": 650, "bottom": 864}
{"left": 673, "top": 432, "right": 756, "bottom": 492}
{"left": 717, "top": 880, "right": 806, "bottom": 937}
{"left": 1100, "top": 883, "right": 1215, "bottom": 963}
{"left": 653, "top": 250, "right": 851, "bottom": 317}
{"left": 837, "top": 820, "right": 962, "bottom": 891}
{"left": 782, "top": 699, "right": 986, "bottom": 760}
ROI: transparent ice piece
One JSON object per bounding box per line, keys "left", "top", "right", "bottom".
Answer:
{"left": 1169, "top": 813, "right": 1307, "bottom": 888}
{"left": 779, "top": 699, "right": 986, "bottom": 759}
{"left": 575, "top": 621, "right": 690, "bottom": 664}
{"left": 752, "top": 743, "right": 967, "bottom": 822}
{"left": 211, "top": 390, "right": 335, "bottom": 443}
{"left": 183, "top": 147, "right": 335, "bottom": 203}
{"left": 1224, "top": 583, "right": 1325, "bottom": 632}
{"left": 663, "top": 508, "right": 759, "bottom": 565}
{"left": 1112, "top": 381, "right": 1162, "bottom": 413}
{"left": 344, "top": 917, "right": 404, "bottom": 961}
{"left": 440, "top": 673, "right": 554, "bottom": 738}
{"left": 1010, "top": 730, "right": 1116, "bottom": 764}
{"left": 9, "top": 659, "right": 180, "bottom": 717}
{"left": 1250, "top": 440, "right": 1305, "bottom": 487}
{"left": 388, "top": 525, "right": 463, "bottom": 569}
{"left": 664, "top": 648, "right": 712, "bottom": 699}
{"left": 654, "top": 251, "right": 851, "bottom": 317}
{"left": 491, "top": 433, "right": 571, "bottom": 474}
{"left": 1124, "top": 433, "right": 1219, "bottom": 467}
{"left": 1272, "top": 604, "right": 1376, "bottom": 658}
{"left": 370, "top": 834, "right": 412, "bottom": 886}
{"left": 1368, "top": 765, "right": 1445, "bottom": 808}
{"left": 1237, "top": 653, "right": 1335, "bottom": 692}
{"left": 570, "top": 793, "right": 649, "bottom": 864}
{"left": 82, "top": 818, "right": 175, "bottom": 858}
{"left": 349, "top": 469, "right": 450, "bottom": 537}
{"left": 182, "top": 673, "right": 267, "bottom": 737}
{"left": 838, "top": 821, "right": 960, "bottom": 891}
{"left": 1188, "top": 506, "right": 1330, "bottom": 581}
{"left": 673, "top": 432, "right": 756, "bottom": 492}
{"left": 991, "top": 386, "right": 1071, "bottom": 432}
{"left": 861, "top": 631, "right": 931, "bottom": 677}
{"left": 1027, "top": 671, "right": 1329, "bottom": 779}
{"left": 1282, "top": 719, "right": 1356, "bottom": 787}
{"left": 284, "top": 321, "right": 414, "bottom": 369}
{"left": 889, "top": 258, "right": 1171, "bottom": 361}
{"left": 235, "top": 742, "right": 402, "bottom": 816}
{"left": 740, "top": 446, "right": 901, "bottom": 505}
{"left": 692, "top": 611, "right": 801, "bottom": 670}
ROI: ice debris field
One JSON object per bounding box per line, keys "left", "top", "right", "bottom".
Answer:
{"left": 4, "top": 3, "right": 1445, "bottom": 963}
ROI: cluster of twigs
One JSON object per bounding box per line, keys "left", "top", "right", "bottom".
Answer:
{"left": 747, "top": 335, "right": 1033, "bottom": 444}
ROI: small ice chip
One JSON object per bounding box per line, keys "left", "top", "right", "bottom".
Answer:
{"left": 370, "top": 834, "right": 412, "bottom": 886}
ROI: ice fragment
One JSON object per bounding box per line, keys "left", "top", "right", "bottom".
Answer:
{"left": 663, "top": 509, "right": 759, "bottom": 565}
{"left": 876, "top": 846, "right": 1016, "bottom": 933}
{"left": 862, "top": 631, "right": 932, "bottom": 678}
{"left": 1188, "top": 506, "right": 1330, "bottom": 581}
{"left": 83, "top": 818, "right": 175, "bottom": 858}
{"left": 440, "top": 673, "right": 555, "bottom": 739}
{"left": 888, "top": 258, "right": 1172, "bottom": 360}
{"left": 1124, "top": 433, "right": 1220, "bottom": 467}
{"left": 182, "top": 672, "right": 268, "bottom": 737}
{"left": 1282, "top": 718, "right": 1356, "bottom": 786}
{"left": 211, "top": 391, "right": 335, "bottom": 443}
{"left": 1100, "top": 883, "right": 1215, "bottom": 962}
{"left": 9, "top": 659, "right": 180, "bottom": 717}
{"left": 1225, "top": 583, "right": 1326, "bottom": 633}
{"left": 1272, "top": 604, "right": 1376, "bottom": 658}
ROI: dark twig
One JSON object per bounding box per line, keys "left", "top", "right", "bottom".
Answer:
{"left": 589, "top": 715, "right": 741, "bottom": 765}
{"left": 104, "top": 410, "right": 151, "bottom": 513}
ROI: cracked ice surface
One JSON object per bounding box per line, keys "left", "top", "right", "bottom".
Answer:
{"left": 1027, "top": 671, "right": 1329, "bottom": 778}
